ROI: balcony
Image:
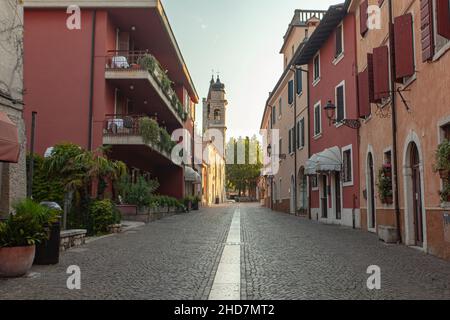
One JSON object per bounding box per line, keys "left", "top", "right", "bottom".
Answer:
{"left": 105, "top": 50, "right": 188, "bottom": 131}
{"left": 103, "top": 114, "right": 179, "bottom": 166}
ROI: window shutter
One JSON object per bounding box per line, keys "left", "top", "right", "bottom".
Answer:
{"left": 367, "top": 53, "right": 376, "bottom": 103}
{"left": 296, "top": 121, "right": 300, "bottom": 149}
{"left": 373, "top": 46, "right": 390, "bottom": 101}
{"left": 296, "top": 69, "right": 303, "bottom": 94}
{"left": 335, "top": 24, "right": 343, "bottom": 57}
{"left": 288, "top": 80, "right": 294, "bottom": 105}
{"left": 336, "top": 86, "right": 345, "bottom": 122}
{"left": 437, "top": 0, "right": 450, "bottom": 39}
{"left": 360, "top": 0, "right": 369, "bottom": 36}
{"left": 301, "top": 119, "right": 305, "bottom": 147}
{"left": 358, "top": 68, "right": 371, "bottom": 118}
{"left": 421, "top": 0, "right": 435, "bottom": 61}
{"left": 394, "top": 14, "right": 415, "bottom": 80}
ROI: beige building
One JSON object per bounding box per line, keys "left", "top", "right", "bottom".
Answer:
{"left": 201, "top": 76, "right": 227, "bottom": 205}
{"left": 202, "top": 142, "right": 226, "bottom": 206}
{"left": 0, "top": 0, "right": 26, "bottom": 216}
{"left": 260, "top": 10, "right": 324, "bottom": 215}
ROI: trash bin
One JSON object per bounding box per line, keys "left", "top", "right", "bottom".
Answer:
{"left": 34, "top": 202, "right": 62, "bottom": 265}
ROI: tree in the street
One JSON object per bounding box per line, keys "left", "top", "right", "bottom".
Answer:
{"left": 226, "top": 136, "right": 262, "bottom": 196}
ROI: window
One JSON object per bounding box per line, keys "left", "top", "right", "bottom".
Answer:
{"left": 342, "top": 147, "right": 353, "bottom": 185}
{"left": 433, "top": 0, "right": 450, "bottom": 55}
{"left": 279, "top": 98, "right": 282, "bottom": 116}
{"left": 272, "top": 106, "right": 276, "bottom": 125}
{"left": 288, "top": 80, "right": 294, "bottom": 105}
{"left": 292, "top": 45, "right": 295, "bottom": 57}
{"left": 279, "top": 179, "right": 282, "bottom": 202}
{"left": 314, "top": 102, "right": 322, "bottom": 136}
{"left": 335, "top": 23, "right": 344, "bottom": 58}
{"left": 311, "top": 175, "right": 318, "bottom": 189}
{"left": 443, "top": 123, "right": 450, "bottom": 140}
{"left": 297, "top": 118, "right": 305, "bottom": 149}
{"left": 288, "top": 128, "right": 292, "bottom": 154}
{"left": 335, "top": 82, "right": 345, "bottom": 123}
{"left": 279, "top": 138, "right": 283, "bottom": 156}
{"left": 214, "top": 109, "right": 221, "bottom": 121}
{"left": 313, "top": 54, "right": 320, "bottom": 82}
{"left": 296, "top": 69, "right": 303, "bottom": 94}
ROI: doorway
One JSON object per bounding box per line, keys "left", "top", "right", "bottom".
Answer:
{"left": 410, "top": 143, "right": 424, "bottom": 247}
{"left": 321, "top": 175, "right": 328, "bottom": 218}
{"left": 367, "top": 153, "right": 376, "bottom": 230}
{"left": 334, "top": 172, "right": 342, "bottom": 220}
{"left": 290, "top": 175, "right": 295, "bottom": 214}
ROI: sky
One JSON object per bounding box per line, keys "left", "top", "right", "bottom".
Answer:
{"left": 163, "top": 0, "right": 338, "bottom": 141}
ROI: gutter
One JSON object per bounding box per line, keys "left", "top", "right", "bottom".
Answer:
{"left": 388, "top": 0, "right": 402, "bottom": 243}
{"left": 87, "top": 10, "right": 97, "bottom": 151}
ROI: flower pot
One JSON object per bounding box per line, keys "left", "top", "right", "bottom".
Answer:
{"left": 34, "top": 221, "right": 61, "bottom": 265}
{"left": 383, "top": 196, "right": 393, "bottom": 205}
{"left": 438, "top": 169, "right": 449, "bottom": 180}
{"left": 0, "top": 245, "right": 36, "bottom": 278}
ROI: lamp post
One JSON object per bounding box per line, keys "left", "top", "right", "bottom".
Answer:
{"left": 324, "top": 100, "right": 361, "bottom": 130}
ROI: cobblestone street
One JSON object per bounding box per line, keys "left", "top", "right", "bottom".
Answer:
{"left": 1, "top": 203, "right": 450, "bottom": 300}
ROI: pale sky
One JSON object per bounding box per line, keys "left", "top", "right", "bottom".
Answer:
{"left": 163, "top": 0, "right": 339, "bottom": 140}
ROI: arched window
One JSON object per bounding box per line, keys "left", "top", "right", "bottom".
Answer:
{"left": 214, "top": 109, "right": 221, "bottom": 121}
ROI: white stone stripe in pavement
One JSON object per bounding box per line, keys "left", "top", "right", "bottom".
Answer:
{"left": 208, "top": 207, "right": 241, "bottom": 300}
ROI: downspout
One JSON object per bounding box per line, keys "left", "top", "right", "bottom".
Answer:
{"left": 388, "top": 0, "right": 402, "bottom": 243}
{"left": 292, "top": 68, "right": 298, "bottom": 215}
{"left": 305, "top": 68, "right": 311, "bottom": 220}
{"left": 87, "top": 10, "right": 97, "bottom": 151}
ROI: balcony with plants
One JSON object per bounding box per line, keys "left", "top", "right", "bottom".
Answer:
{"left": 103, "top": 114, "right": 179, "bottom": 162}
{"left": 105, "top": 50, "right": 189, "bottom": 126}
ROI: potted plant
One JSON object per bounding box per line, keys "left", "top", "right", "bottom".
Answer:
{"left": 183, "top": 196, "right": 193, "bottom": 212}
{"left": 378, "top": 165, "right": 393, "bottom": 205}
{"left": 434, "top": 140, "right": 450, "bottom": 179}
{"left": 440, "top": 183, "right": 450, "bottom": 203}
{"left": 0, "top": 199, "right": 48, "bottom": 277}
{"left": 137, "top": 54, "right": 156, "bottom": 73}
{"left": 191, "top": 196, "right": 201, "bottom": 211}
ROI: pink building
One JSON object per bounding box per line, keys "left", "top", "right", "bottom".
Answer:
{"left": 294, "top": 3, "right": 361, "bottom": 227}
{"left": 23, "top": 0, "right": 199, "bottom": 199}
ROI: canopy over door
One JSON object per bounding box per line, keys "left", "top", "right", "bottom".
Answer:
{"left": 0, "top": 112, "right": 19, "bottom": 163}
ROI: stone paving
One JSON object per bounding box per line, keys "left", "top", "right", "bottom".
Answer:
{"left": 0, "top": 205, "right": 234, "bottom": 300}
{"left": 1, "top": 203, "right": 450, "bottom": 300}
{"left": 241, "top": 203, "right": 450, "bottom": 300}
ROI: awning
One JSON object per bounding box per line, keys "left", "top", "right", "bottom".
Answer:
{"left": 305, "top": 146, "right": 342, "bottom": 175}
{"left": 0, "top": 112, "right": 19, "bottom": 163}
{"left": 305, "top": 154, "right": 319, "bottom": 175}
{"left": 185, "top": 166, "right": 201, "bottom": 184}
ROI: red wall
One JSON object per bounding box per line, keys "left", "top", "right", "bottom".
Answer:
{"left": 308, "top": 14, "right": 360, "bottom": 209}
{"left": 24, "top": 9, "right": 115, "bottom": 154}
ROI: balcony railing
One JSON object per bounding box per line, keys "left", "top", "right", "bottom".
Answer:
{"left": 103, "top": 114, "right": 177, "bottom": 157}
{"left": 105, "top": 50, "right": 188, "bottom": 122}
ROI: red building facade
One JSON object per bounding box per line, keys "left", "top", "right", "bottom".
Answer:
{"left": 295, "top": 4, "right": 361, "bottom": 227}
{"left": 23, "top": 1, "right": 198, "bottom": 199}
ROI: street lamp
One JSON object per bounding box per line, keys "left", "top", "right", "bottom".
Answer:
{"left": 324, "top": 100, "right": 361, "bottom": 129}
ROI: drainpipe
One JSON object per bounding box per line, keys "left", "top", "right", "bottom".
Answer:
{"left": 388, "top": 0, "right": 402, "bottom": 243}
{"left": 291, "top": 67, "right": 298, "bottom": 215}
{"left": 27, "top": 111, "right": 37, "bottom": 198}
{"left": 87, "top": 10, "right": 97, "bottom": 151}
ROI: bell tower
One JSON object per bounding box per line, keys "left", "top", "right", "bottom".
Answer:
{"left": 202, "top": 75, "right": 228, "bottom": 154}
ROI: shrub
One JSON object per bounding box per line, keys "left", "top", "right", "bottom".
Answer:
{"left": 159, "top": 127, "right": 176, "bottom": 153}
{"left": 434, "top": 139, "right": 450, "bottom": 172}
{"left": 0, "top": 199, "right": 51, "bottom": 247}
{"left": 377, "top": 165, "right": 393, "bottom": 204}
{"left": 137, "top": 54, "right": 156, "bottom": 73}
{"left": 27, "top": 154, "right": 65, "bottom": 205}
{"left": 88, "top": 199, "right": 120, "bottom": 235}
{"left": 139, "top": 117, "right": 160, "bottom": 145}
{"left": 117, "top": 176, "right": 159, "bottom": 209}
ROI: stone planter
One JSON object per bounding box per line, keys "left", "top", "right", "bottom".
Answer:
{"left": 107, "top": 224, "right": 122, "bottom": 234}
{"left": 0, "top": 245, "right": 36, "bottom": 278}
{"left": 60, "top": 230, "right": 87, "bottom": 252}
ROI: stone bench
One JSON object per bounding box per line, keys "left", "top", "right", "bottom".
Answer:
{"left": 378, "top": 225, "right": 398, "bottom": 244}
{"left": 60, "top": 229, "right": 87, "bottom": 251}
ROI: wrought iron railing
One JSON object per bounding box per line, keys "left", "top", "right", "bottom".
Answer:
{"left": 103, "top": 114, "right": 146, "bottom": 136}
{"left": 105, "top": 51, "right": 186, "bottom": 122}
